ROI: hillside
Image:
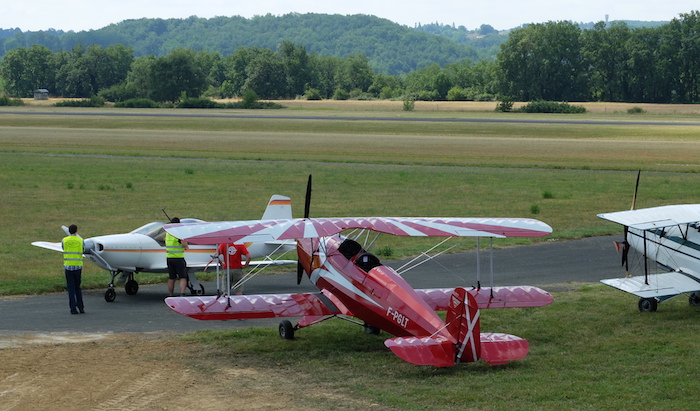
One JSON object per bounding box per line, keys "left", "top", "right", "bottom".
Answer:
{"left": 0, "top": 13, "right": 482, "bottom": 75}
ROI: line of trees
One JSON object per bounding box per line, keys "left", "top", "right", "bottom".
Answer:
{"left": 1, "top": 11, "right": 700, "bottom": 104}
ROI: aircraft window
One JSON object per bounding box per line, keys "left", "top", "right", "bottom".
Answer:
{"left": 131, "top": 222, "right": 165, "bottom": 237}
{"left": 338, "top": 239, "right": 363, "bottom": 260}
{"left": 356, "top": 253, "right": 381, "bottom": 272}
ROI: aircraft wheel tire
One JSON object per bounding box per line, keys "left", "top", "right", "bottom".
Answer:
{"left": 124, "top": 280, "right": 139, "bottom": 295}
{"left": 279, "top": 320, "right": 295, "bottom": 340}
{"left": 194, "top": 285, "right": 205, "bottom": 296}
{"left": 689, "top": 293, "right": 700, "bottom": 307}
{"left": 105, "top": 288, "right": 116, "bottom": 302}
{"left": 638, "top": 297, "right": 658, "bottom": 313}
{"left": 363, "top": 324, "right": 381, "bottom": 335}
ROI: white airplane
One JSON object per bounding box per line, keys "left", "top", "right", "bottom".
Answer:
{"left": 32, "top": 195, "right": 296, "bottom": 302}
{"left": 598, "top": 204, "right": 700, "bottom": 312}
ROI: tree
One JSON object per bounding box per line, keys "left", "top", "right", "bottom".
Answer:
{"left": 581, "top": 22, "right": 631, "bottom": 101}
{"left": 242, "top": 49, "right": 286, "bottom": 99}
{"left": 497, "top": 21, "right": 587, "bottom": 101}
{"left": 279, "top": 40, "right": 311, "bottom": 98}
{"left": 148, "top": 48, "right": 206, "bottom": 102}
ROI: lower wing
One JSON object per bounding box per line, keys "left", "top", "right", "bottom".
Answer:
{"left": 416, "top": 286, "right": 554, "bottom": 309}
{"left": 601, "top": 271, "right": 700, "bottom": 302}
{"left": 165, "top": 292, "right": 341, "bottom": 320}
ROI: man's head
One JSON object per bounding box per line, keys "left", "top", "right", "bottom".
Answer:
{"left": 68, "top": 224, "right": 78, "bottom": 234}
{"left": 170, "top": 217, "right": 180, "bottom": 223}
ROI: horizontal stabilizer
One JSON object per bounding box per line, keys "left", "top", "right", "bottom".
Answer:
{"left": 384, "top": 336, "right": 456, "bottom": 367}
{"left": 417, "top": 286, "right": 554, "bottom": 310}
{"left": 601, "top": 272, "right": 700, "bottom": 301}
{"left": 165, "top": 293, "right": 341, "bottom": 321}
{"left": 479, "top": 333, "right": 529, "bottom": 365}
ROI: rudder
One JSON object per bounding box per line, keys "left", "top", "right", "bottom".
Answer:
{"left": 446, "top": 287, "right": 481, "bottom": 364}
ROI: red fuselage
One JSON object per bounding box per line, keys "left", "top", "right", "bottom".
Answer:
{"left": 297, "top": 236, "right": 454, "bottom": 341}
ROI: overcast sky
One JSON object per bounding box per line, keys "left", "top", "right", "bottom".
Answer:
{"left": 3, "top": 1, "right": 695, "bottom": 32}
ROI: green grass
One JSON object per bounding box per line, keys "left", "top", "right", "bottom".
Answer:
{"left": 1, "top": 105, "right": 699, "bottom": 296}
{"left": 178, "top": 285, "right": 700, "bottom": 409}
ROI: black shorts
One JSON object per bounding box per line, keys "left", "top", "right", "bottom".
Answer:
{"left": 167, "top": 258, "right": 188, "bottom": 280}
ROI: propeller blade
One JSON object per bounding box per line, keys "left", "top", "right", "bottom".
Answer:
{"left": 630, "top": 169, "right": 640, "bottom": 210}
{"left": 296, "top": 261, "right": 304, "bottom": 285}
{"left": 61, "top": 225, "right": 70, "bottom": 236}
{"left": 303, "top": 174, "right": 312, "bottom": 219}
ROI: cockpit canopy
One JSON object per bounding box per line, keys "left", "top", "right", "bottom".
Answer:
{"left": 130, "top": 219, "right": 204, "bottom": 246}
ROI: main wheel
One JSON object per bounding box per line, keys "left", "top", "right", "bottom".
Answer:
{"left": 690, "top": 293, "right": 700, "bottom": 307}
{"left": 105, "top": 288, "right": 116, "bottom": 302}
{"left": 638, "top": 297, "right": 658, "bottom": 313}
{"left": 279, "top": 320, "right": 295, "bottom": 340}
{"left": 195, "top": 284, "right": 205, "bottom": 296}
{"left": 363, "top": 324, "right": 381, "bottom": 335}
{"left": 124, "top": 279, "right": 139, "bottom": 295}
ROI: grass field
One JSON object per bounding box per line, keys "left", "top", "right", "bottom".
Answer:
{"left": 1, "top": 101, "right": 700, "bottom": 409}
{"left": 1, "top": 101, "right": 699, "bottom": 294}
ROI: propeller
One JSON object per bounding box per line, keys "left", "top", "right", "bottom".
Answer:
{"left": 297, "top": 174, "right": 312, "bottom": 284}
{"left": 620, "top": 170, "right": 641, "bottom": 276}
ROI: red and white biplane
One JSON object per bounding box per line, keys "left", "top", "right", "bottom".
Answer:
{"left": 164, "top": 177, "right": 554, "bottom": 367}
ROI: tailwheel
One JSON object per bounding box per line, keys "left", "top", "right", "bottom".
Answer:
{"left": 689, "top": 293, "right": 700, "bottom": 307}
{"left": 279, "top": 320, "right": 295, "bottom": 340}
{"left": 105, "top": 288, "right": 116, "bottom": 302}
{"left": 124, "top": 279, "right": 139, "bottom": 295}
{"left": 638, "top": 297, "right": 658, "bottom": 313}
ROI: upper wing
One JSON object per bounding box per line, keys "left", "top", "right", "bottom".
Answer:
{"left": 416, "top": 286, "right": 554, "bottom": 310}
{"left": 31, "top": 241, "right": 63, "bottom": 252}
{"left": 597, "top": 204, "right": 700, "bottom": 230}
{"left": 165, "top": 217, "right": 552, "bottom": 245}
{"left": 165, "top": 292, "right": 342, "bottom": 320}
{"left": 601, "top": 272, "right": 700, "bottom": 301}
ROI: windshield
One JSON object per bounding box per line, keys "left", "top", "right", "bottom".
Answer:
{"left": 130, "top": 219, "right": 204, "bottom": 245}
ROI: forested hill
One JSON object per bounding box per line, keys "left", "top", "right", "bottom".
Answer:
{"left": 0, "top": 13, "right": 488, "bottom": 75}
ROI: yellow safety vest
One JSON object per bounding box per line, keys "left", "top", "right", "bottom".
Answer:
{"left": 165, "top": 232, "right": 185, "bottom": 258}
{"left": 62, "top": 235, "right": 84, "bottom": 267}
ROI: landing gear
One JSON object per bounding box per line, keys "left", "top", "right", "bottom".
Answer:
{"left": 279, "top": 320, "right": 295, "bottom": 340}
{"left": 638, "top": 297, "right": 658, "bottom": 313}
{"left": 125, "top": 279, "right": 139, "bottom": 295}
{"left": 188, "top": 283, "right": 205, "bottom": 296}
{"left": 105, "top": 288, "right": 116, "bottom": 302}
{"left": 689, "top": 292, "right": 700, "bottom": 307}
{"left": 363, "top": 323, "right": 381, "bottom": 335}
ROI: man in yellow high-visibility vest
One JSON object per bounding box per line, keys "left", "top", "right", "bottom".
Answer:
{"left": 165, "top": 217, "right": 189, "bottom": 296}
{"left": 62, "top": 224, "right": 85, "bottom": 314}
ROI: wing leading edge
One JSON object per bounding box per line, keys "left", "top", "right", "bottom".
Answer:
{"left": 165, "top": 217, "right": 552, "bottom": 245}
{"left": 597, "top": 204, "right": 700, "bottom": 229}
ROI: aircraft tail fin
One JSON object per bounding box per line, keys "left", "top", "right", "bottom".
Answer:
{"left": 384, "top": 287, "right": 529, "bottom": 366}
{"left": 261, "top": 195, "right": 292, "bottom": 220}
{"left": 384, "top": 287, "right": 481, "bottom": 367}
{"left": 446, "top": 287, "right": 481, "bottom": 363}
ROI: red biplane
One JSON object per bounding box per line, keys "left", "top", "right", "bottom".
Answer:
{"left": 164, "top": 177, "right": 553, "bottom": 367}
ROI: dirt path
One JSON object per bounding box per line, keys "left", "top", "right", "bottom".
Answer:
{"left": 0, "top": 333, "right": 384, "bottom": 411}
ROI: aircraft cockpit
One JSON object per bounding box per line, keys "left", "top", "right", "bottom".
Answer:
{"left": 130, "top": 219, "right": 204, "bottom": 246}
{"left": 338, "top": 238, "right": 382, "bottom": 272}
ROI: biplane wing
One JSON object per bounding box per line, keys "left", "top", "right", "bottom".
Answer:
{"left": 416, "top": 286, "right": 554, "bottom": 310}
{"left": 165, "top": 292, "right": 342, "bottom": 320}
{"left": 165, "top": 216, "right": 553, "bottom": 245}
{"left": 601, "top": 272, "right": 700, "bottom": 302}
{"left": 597, "top": 204, "right": 700, "bottom": 229}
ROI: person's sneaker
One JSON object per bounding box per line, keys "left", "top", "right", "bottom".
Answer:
{"left": 70, "top": 310, "right": 78, "bottom": 314}
{"left": 79, "top": 309, "right": 85, "bottom": 314}
{"left": 180, "top": 293, "right": 186, "bottom": 297}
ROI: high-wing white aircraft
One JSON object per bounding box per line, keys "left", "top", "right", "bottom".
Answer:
{"left": 598, "top": 204, "right": 700, "bottom": 312}
{"left": 32, "top": 195, "right": 296, "bottom": 302}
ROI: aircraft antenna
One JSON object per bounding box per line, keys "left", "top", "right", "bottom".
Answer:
{"left": 161, "top": 208, "right": 173, "bottom": 222}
